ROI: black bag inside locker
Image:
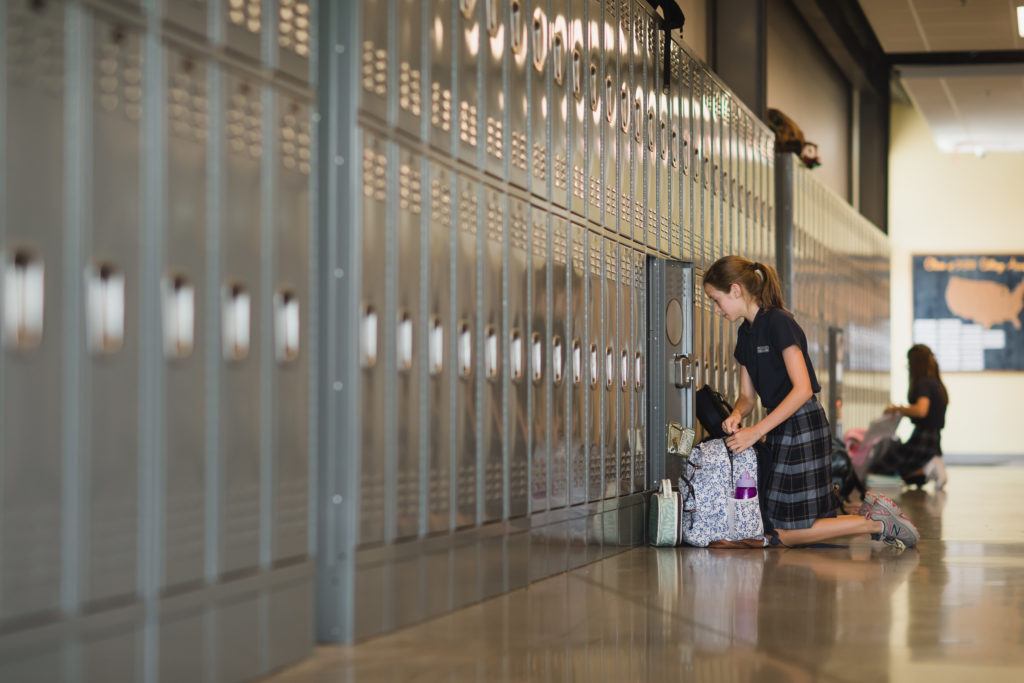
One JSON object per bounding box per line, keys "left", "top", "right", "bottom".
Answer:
{"left": 695, "top": 385, "right": 733, "bottom": 439}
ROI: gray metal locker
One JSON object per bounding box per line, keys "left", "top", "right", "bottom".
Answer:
{"left": 568, "top": 0, "right": 587, "bottom": 215}
{"left": 550, "top": 0, "right": 570, "bottom": 208}
{"left": 647, "top": 257, "right": 695, "bottom": 486}
{"left": 508, "top": 0, "right": 531, "bottom": 190}
{"left": 507, "top": 199, "right": 530, "bottom": 518}
{"left": 86, "top": 18, "right": 142, "bottom": 603}
{"left": 220, "top": 71, "right": 263, "bottom": 575}
{"left": 483, "top": 0, "right": 507, "bottom": 180}
{"left": 359, "top": 131, "right": 388, "bottom": 546}
{"left": 529, "top": 209, "right": 550, "bottom": 513}
{"left": 273, "top": 90, "right": 313, "bottom": 564}
{"left": 428, "top": 0, "right": 455, "bottom": 154}
{"left": 395, "top": 0, "right": 425, "bottom": 138}
{"left": 617, "top": 243, "right": 633, "bottom": 495}
{"left": 602, "top": 236, "right": 618, "bottom": 497}
{"left": 643, "top": 16, "right": 657, "bottom": 251}
{"left": 549, "top": 218, "right": 569, "bottom": 508}
{"left": 632, "top": 250, "right": 647, "bottom": 492}
{"left": 395, "top": 146, "right": 423, "bottom": 540}
{"left": 631, "top": 5, "right": 647, "bottom": 247}
{"left": 586, "top": 230, "right": 603, "bottom": 502}
{"left": 619, "top": 2, "right": 636, "bottom": 241}
{"left": 163, "top": 48, "right": 208, "bottom": 590}
{"left": 604, "top": 0, "right": 620, "bottom": 230}
{"left": 480, "top": 188, "right": 505, "bottom": 522}
{"left": 427, "top": 162, "right": 454, "bottom": 534}
{"left": 586, "top": 0, "right": 604, "bottom": 222}
{"left": 569, "top": 224, "right": 587, "bottom": 505}
{"left": 1, "top": 0, "right": 66, "bottom": 624}
{"left": 529, "top": 0, "right": 551, "bottom": 200}
{"left": 360, "top": 0, "right": 388, "bottom": 123}
{"left": 454, "top": 173, "right": 479, "bottom": 528}
{"left": 456, "top": 0, "right": 482, "bottom": 167}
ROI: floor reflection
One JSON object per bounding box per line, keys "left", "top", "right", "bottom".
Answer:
{"left": 268, "top": 467, "right": 1024, "bottom": 683}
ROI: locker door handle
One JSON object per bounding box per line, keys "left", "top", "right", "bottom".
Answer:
{"left": 484, "top": 0, "right": 499, "bottom": 38}
{"left": 162, "top": 274, "right": 195, "bottom": 359}
{"left": 3, "top": 249, "right": 45, "bottom": 350}
{"left": 552, "top": 32, "right": 564, "bottom": 86}
{"left": 86, "top": 263, "right": 125, "bottom": 354}
{"left": 531, "top": 13, "right": 547, "bottom": 72}
{"left": 571, "top": 45, "right": 583, "bottom": 100}
{"left": 221, "top": 283, "right": 251, "bottom": 362}
{"left": 589, "top": 63, "right": 599, "bottom": 111}
{"left": 510, "top": 1, "right": 524, "bottom": 54}
{"left": 604, "top": 75, "right": 614, "bottom": 122}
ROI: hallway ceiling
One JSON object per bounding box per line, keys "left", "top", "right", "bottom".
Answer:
{"left": 859, "top": 0, "right": 1024, "bottom": 153}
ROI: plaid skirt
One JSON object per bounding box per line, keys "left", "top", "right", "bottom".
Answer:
{"left": 760, "top": 397, "right": 837, "bottom": 530}
{"left": 896, "top": 427, "right": 942, "bottom": 478}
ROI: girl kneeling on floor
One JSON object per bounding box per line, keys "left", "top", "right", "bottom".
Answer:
{"left": 703, "top": 256, "right": 919, "bottom": 549}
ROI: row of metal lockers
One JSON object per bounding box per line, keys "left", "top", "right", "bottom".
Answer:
{"left": 2, "top": 0, "right": 317, "bottom": 681}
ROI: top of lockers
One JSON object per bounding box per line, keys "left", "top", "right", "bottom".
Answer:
{"left": 78, "top": 0, "right": 314, "bottom": 90}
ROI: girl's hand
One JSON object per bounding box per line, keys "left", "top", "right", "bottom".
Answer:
{"left": 725, "top": 425, "right": 763, "bottom": 453}
{"left": 884, "top": 404, "right": 902, "bottom": 416}
{"left": 722, "top": 411, "right": 743, "bottom": 435}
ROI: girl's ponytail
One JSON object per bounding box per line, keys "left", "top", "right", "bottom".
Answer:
{"left": 704, "top": 255, "right": 787, "bottom": 310}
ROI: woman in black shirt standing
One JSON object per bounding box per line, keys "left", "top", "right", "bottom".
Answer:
{"left": 704, "top": 256, "right": 920, "bottom": 548}
{"left": 885, "top": 344, "right": 949, "bottom": 489}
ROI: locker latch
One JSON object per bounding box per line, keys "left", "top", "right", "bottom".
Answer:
{"left": 671, "top": 353, "right": 695, "bottom": 388}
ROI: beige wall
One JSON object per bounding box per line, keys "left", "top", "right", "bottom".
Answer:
{"left": 766, "top": 1, "right": 850, "bottom": 201}
{"left": 889, "top": 102, "right": 1024, "bottom": 456}
{"left": 676, "top": 0, "right": 708, "bottom": 64}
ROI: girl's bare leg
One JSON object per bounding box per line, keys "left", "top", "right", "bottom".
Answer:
{"left": 775, "top": 515, "right": 883, "bottom": 547}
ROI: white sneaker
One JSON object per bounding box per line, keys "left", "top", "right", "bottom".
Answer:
{"left": 924, "top": 456, "right": 947, "bottom": 490}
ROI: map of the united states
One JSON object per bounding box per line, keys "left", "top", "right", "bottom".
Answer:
{"left": 945, "top": 276, "right": 1024, "bottom": 330}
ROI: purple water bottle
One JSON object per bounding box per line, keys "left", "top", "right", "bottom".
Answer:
{"left": 734, "top": 471, "right": 757, "bottom": 499}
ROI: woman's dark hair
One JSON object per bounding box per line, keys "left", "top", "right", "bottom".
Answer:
{"left": 703, "top": 255, "right": 786, "bottom": 309}
{"left": 907, "top": 344, "right": 949, "bottom": 405}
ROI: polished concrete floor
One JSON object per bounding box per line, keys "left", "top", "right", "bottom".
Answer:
{"left": 269, "top": 466, "right": 1024, "bottom": 682}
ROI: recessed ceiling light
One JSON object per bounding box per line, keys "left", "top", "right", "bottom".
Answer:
{"left": 1018, "top": 5, "right": 1024, "bottom": 38}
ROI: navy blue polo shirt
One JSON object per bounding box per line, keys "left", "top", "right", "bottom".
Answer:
{"left": 733, "top": 307, "right": 820, "bottom": 412}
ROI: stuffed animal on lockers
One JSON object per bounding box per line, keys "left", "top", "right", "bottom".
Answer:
{"left": 767, "top": 108, "right": 821, "bottom": 169}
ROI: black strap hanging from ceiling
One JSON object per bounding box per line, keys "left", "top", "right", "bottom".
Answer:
{"left": 643, "top": 0, "right": 686, "bottom": 93}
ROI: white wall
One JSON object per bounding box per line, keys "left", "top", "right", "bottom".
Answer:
{"left": 766, "top": 1, "right": 850, "bottom": 201}
{"left": 889, "top": 102, "right": 1024, "bottom": 456}
{"left": 676, "top": 0, "right": 708, "bottom": 64}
